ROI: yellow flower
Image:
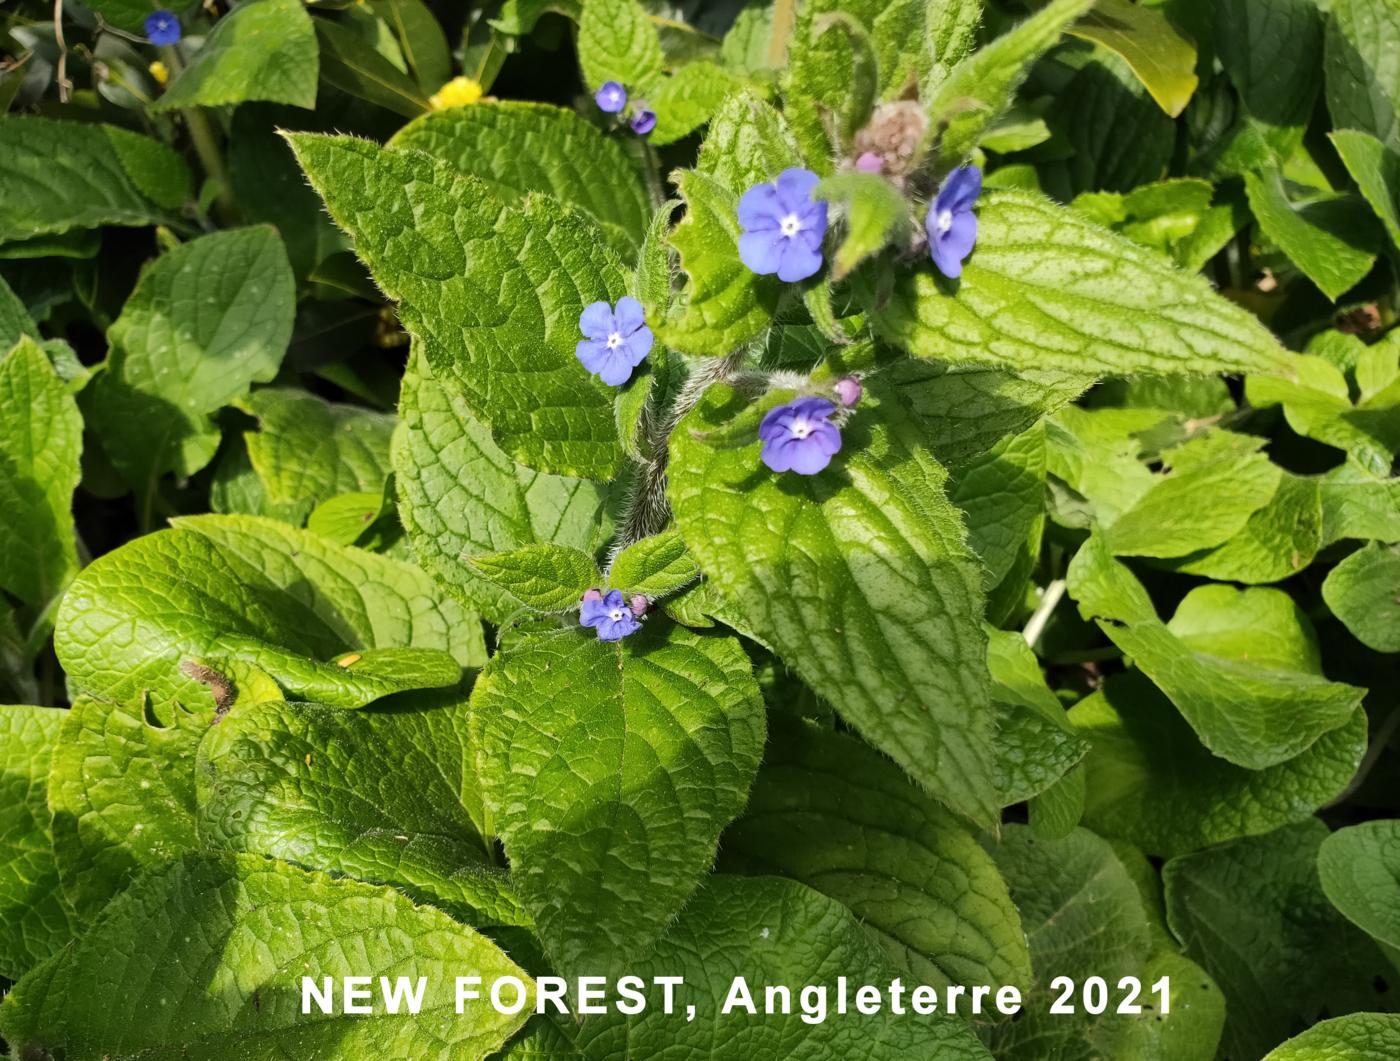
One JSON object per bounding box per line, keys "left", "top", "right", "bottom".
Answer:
{"left": 148, "top": 60, "right": 169, "bottom": 86}
{"left": 429, "top": 76, "right": 483, "bottom": 111}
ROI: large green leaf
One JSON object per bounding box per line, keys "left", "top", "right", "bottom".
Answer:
{"left": 1326, "top": 0, "right": 1400, "bottom": 152}
{"left": 870, "top": 191, "right": 1294, "bottom": 379}
{"left": 1164, "top": 821, "right": 1400, "bottom": 1059}
{"left": 390, "top": 101, "right": 650, "bottom": 252}
{"left": 0, "top": 705, "right": 77, "bottom": 979}
{"left": 1262, "top": 1015, "right": 1400, "bottom": 1061}
{"left": 1169, "top": 472, "right": 1323, "bottom": 584}
{"left": 1244, "top": 167, "right": 1379, "bottom": 300}
{"left": 1068, "top": 0, "right": 1198, "bottom": 117}
{"left": 288, "top": 133, "right": 627, "bottom": 479}
{"left": 572, "top": 875, "right": 994, "bottom": 1060}
{"left": 1215, "top": 0, "right": 1324, "bottom": 154}
{"left": 0, "top": 337, "right": 82, "bottom": 609}
{"left": 470, "top": 625, "right": 765, "bottom": 975}
{"left": 694, "top": 89, "right": 805, "bottom": 197}
{"left": 55, "top": 514, "right": 484, "bottom": 709}
{"left": 949, "top": 421, "right": 1045, "bottom": 588}
{"left": 722, "top": 718, "right": 1031, "bottom": 994}
{"left": 48, "top": 692, "right": 213, "bottom": 921}
{"left": 0, "top": 117, "right": 191, "bottom": 241}
{"left": 1323, "top": 542, "right": 1400, "bottom": 651}
{"left": 577, "top": 0, "right": 664, "bottom": 96}
{"left": 1071, "top": 672, "right": 1366, "bottom": 857}
{"left": 1321, "top": 460, "right": 1400, "bottom": 544}
{"left": 394, "top": 350, "right": 608, "bottom": 623}
{"left": 90, "top": 228, "right": 294, "bottom": 505}
{"left": 469, "top": 543, "right": 598, "bottom": 612}
{"left": 1332, "top": 128, "right": 1400, "bottom": 252}
{"left": 647, "top": 61, "right": 747, "bottom": 146}
{"left": 607, "top": 527, "right": 699, "bottom": 598}
{"left": 198, "top": 695, "right": 526, "bottom": 928}
{"left": 0, "top": 854, "right": 532, "bottom": 1060}
{"left": 314, "top": 17, "right": 429, "bottom": 117}
{"left": 151, "top": 0, "right": 318, "bottom": 111}
{"left": 670, "top": 382, "right": 1001, "bottom": 828}
{"left": 1068, "top": 537, "right": 1364, "bottom": 769}
{"left": 1318, "top": 820, "right": 1400, "bottom": 951}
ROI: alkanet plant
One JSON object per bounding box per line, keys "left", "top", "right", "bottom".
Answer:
{"left": 2, "top": 0, "right": 1400, "bottom": 1058}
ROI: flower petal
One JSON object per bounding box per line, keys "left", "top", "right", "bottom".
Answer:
{"left": 602, "top": 589, "right": 627, "bottom": 609}
{"left": 760, "top": 437, "right": 797, "bottom": 473}
{"left": 789, "top": 396, "right": 837, "bottom": 421}
{"left": 579, "top": 300, "right": 615, "bottom": 338}
{"left": 774, "top": 167, "right": 820, "bottom": 211}
{"left": 937, "top": 166, "right": 983, "bottom": 215}
{"left": 776, "top": 239, "right": 823, "bottom": 282}
{"left": 614, "top": 295, "right": 645, "bottom": 334}
{"left": 943, "top": 211, "right": 978, "bottom": 262}
{"left": 737, "top": 184, "right": 782, "bottom": 231}
{"left": 787, "top": 436, "right": 838, "bottom": 475}
{"left": 596, "top": 351, "right": 635, "bottom": 386}
{"left": 740, "top": 230, "right": 785, "bottom": 275}
{"left": 576, "top": 338, "right": 611, "bottom": 372}
{"left": 623, "top": 326, "right": 654, "bottom": 364}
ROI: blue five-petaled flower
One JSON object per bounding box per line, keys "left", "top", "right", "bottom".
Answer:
{"left": 581, "top": 589, "right": 642, "bottom": 641}
{"left": 595, "top": 81, "right": 627, "bottom": 114}
{"left": 926, "top": 166, "right": 982, "bottom": 279}
{"left": 629, "top": 108, "right": 657, "bottom": 136}
{"left": 576, "top": 295, "right": 653, "bottom": 386}
{"left": 145, "top": 10, "right": 182, "bottom": 45}
{"left": 738, "top": 168, "right": 829, "bottom": 283}
{"left": 759, "top": 397, "right": 842, "bottom": 475}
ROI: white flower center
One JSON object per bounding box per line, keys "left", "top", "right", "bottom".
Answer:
{"left": 779, "top": 212, "right": 803, "bottom": 238}
{"left": 606, "top": 331, "right": 624, "bottom": 350}
{"left": 609, "top": 608, "right": 625, "bottom": 621}
{"left": 935, "top": 209, "right": 954, "bottom": 236}
{"left": 790, "top": 417, "right": 812, "bottom": 440}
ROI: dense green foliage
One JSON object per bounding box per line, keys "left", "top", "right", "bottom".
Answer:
{"left": 1, "top": 0, "right": 1399, "bottom": 1058}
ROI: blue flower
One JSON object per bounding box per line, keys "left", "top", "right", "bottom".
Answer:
{"left": 737, "top": 168, "right": 829, "bottom": 283}
{"left": 595, "top": 81, "right": 627, "bottom": 114}
{"left": 758, "top": 396, "right": 842, "bottom": 475}
{"left": 144, "top": 10, "right": 182, "bottom": 45}
{"left": 581, "top": 588, "right": 642, "bottom": 641}
{"left": 576, "top": 295, "right": 653, "bottom": 386}
{"left": 926, "top": 166, "right": 982, "bottom": 279}
{"left": 629, "top": 108, "right": 657, "bottom": 135}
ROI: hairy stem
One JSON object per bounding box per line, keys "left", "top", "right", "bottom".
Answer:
{"left": 163, "top": 44, "right": 236, "bottom": 221}
{"left": 767, "top": 0, "right": 797, "bottom": 69}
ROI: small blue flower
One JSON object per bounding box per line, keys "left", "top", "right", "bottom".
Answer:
{"left": 595, "top": 81, "right": 627, "bottom": 114}
{"left": 629, "top": 108, "right": 657, "bottom": 135}
{"left": 737, "top": 168, "right": 829, "bottom": 283}
{"left": 581, "top": 589, "right": 642, "bottom": 641}
{"left": 926, "top": 166, "right": 982, "bottom": 279}
{"left": 758, "top": 396, "right": 842, "bottom": 475}
{"left": 145, "top": 10, "right": 182, "bottom": 45}
{"left": 576, "top": 295, "right": 653, "bottom": 386}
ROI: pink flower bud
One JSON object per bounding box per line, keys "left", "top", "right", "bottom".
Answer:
{"left": 833, "top": 377, "right": 862, "bottom": 407}
{"left": 629, "top": 594, "right": 648, "bottom": 617}
{"left": 582, "top": 588, "right": 603, "bottom": 603}
{"left": 854, "top": 152, "right": 883, "bottom": 174}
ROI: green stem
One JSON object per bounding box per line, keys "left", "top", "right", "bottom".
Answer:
{"left": 767, "top": 0, "right": 797, "bottom": 69}
{"left": 163, "top": 44, "right": 235, "bottom": 221}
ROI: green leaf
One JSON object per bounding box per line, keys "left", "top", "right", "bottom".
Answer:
{"left": 198, "top": 695, "right": 527, "bottom": 928}
{"left": 314, "top": 17, "right": 429, "bottom": 117}
{"left": 89, "top": 228, "right": 295, "bottom": 501}
{"left": 695, "top": 89, "right": 805, "bottom": 196}
{"left": 468, "top": 543, "right": 598, "bottom": 612}
{"left": 0, "top": 116, "right": 191, "bottom": 241}
{"left": 1244, "top": 167, "right": 1379, "bottom": 300}
{"left": 923, "top": 0, "right": 1095, "bottom": 170}
{"left": 394, "top": 350, "right": 608, "bottom": 623}
{"left": 1068, "top": 537, "right": 1365, "bottom": 769}
{"left": 1262, "top": 1014, "right": 1400, "bottom": 1061}
{"left": 670, "top": 382, "right": 1000, "bottom": 828}
{"left": 1102, "top": 432, "right": 1281, "bottom": 558}
{"left": 924, "top": 0, "right": 983, "bottom": 91}
{"left": 55, "top": 514, "right": 484, "bottom": 709}
{"left": 949, "top": 421, "right": 1045, "bottom": 589}
{"left": 722, "top": 717, "right": 1032, "bottom": 994}
{"left": 1332, "top": 129, "right": 1400, "bottom": 252}
{"left": 390, "top": 100, "right": 650, "bottom": 253}
{"left": 1169, "top": 472, "right": 1323, "bottom": 584}
{"left": 0, "top": 705, "right": 77, "bottom": 979}
{"left": 1164, "top": 820, "right": 1400, "bottom": 1060}
{"left": 1071, "top": 671, "right": 1366, "bottom": 857}
{"left": 607, "top": 527, "right": 699, "bottom": 597}
{"left": 577, "top": 0, "right": 664, "bottom": 95}
{"left": 242, "top": 388, "right": 394, "bottom": 518}
{"left": 1215, "top": 0, "right": 1324, "bottom": 155}
{"left": 151, "top": 0, "right": 318, "bottom": 111}
{"left": 288, "top": 133, "right": 627, "bottom": 479}
{"left": 572, "top": 875, "right": 995, "bottom": 1061}
{"left": 1318, "top": 820, "right": 1400, "bottom": 952}
{"left": 1068, "top": 0, "right": 1198, "bottom": 117}
{"left": 48, "top": 692, "right": 212, "bottom": 921}
{"left": 814, "top": 170, "right": 910, "bottom": 279}
{"left": 0, "top": 854, "right": 532, "bottom": 1060}
{"left": 983, "top": 826, "right": 1151, "bottom": 1060}
{"left": 471, "top": 625, "right": 765, "bottom": 975}
{"left": 789, "top": 11, "right": 878, "bottom": 161}
{"left": 869, "top": 190, "right": 1295, "bottom": 379}
{"left": 0, "top": 274, "right": 40, "bottom": 350}
{"left": 0, "top": 337, "right": 82, "bottom": 609}
{"left": 1322, "top": 460, "right": 1400, "bottom": 544}
{"left": 372, "top": 0, "right": 451, "bottom": 92}
{"left": 660, "top": 168, "right": 780, "bottom": 357}
{"left": 1323, "top": 542, "right": 1400, "bottom": 651}
{"left": 648, "top": 62, "right": 747, "bottom": 147}
{"left": 1326, "top": 0, "right": 1400, "bottom": 152}
{"left": 987, "top": 628, "right": 1089, "bottom": 804}
{"left": 305, "top": 491, "right": 387, "bottom": 546}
